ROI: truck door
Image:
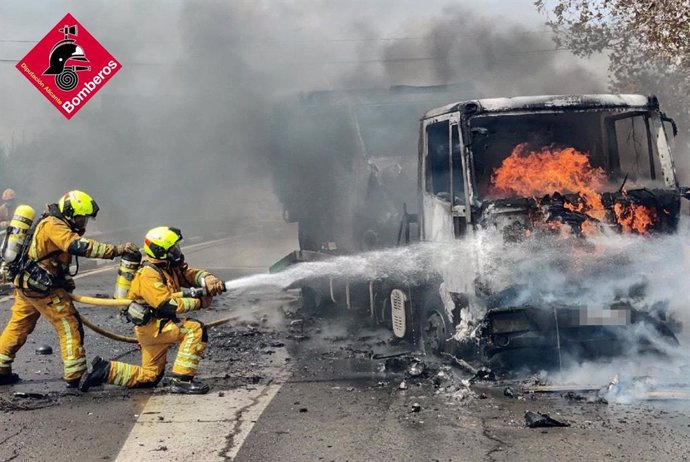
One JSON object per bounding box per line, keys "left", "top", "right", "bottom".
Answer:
{"left": 420, "top": 113, "right": 467, "bottom": 241}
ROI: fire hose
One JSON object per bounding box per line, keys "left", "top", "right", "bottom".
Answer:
{"left": 71, "top": 292, "right": 239, "bottom": 344}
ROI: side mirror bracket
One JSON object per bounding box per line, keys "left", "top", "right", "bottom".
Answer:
{"left": 397, "top": 203, "right": 418, "bottom": 246}
{"left": 661, "top": 113, "right": 678, "bottom": 137}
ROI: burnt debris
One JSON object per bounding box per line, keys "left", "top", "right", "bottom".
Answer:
{"left": 479, "top": 188, "right": 680, "bottom": 238}
{"left": 524, "top": 410, "right": 570, "bottom": 428}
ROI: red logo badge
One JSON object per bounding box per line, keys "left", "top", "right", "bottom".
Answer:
{"left": 16, "top": 13, "right": 122, "bottom": 119}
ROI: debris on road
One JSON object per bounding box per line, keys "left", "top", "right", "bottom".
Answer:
{"left": 562, "top": 391, "right": 608, "bottom": 405}
{"left": 289, "top": 319, "right": 304, "bottom": 332}
{"left": 407, "top": 359, "right": 426, "bottom": 377}
{"left": 440, "top": 352, "right": 477, "bottom": 376}
{"left": 471, "top": 367, "right": 496, "bottom": 382}
{"left": 35, "top": 345, "right": 53, "bottom": 355}
{"left": 13, "top": 392, "right": 46, "bottom": 399}
{"left": 0, "top": 392, "right": 58, "bottom": 411}
{"left": 372, "top": 351, "right": 414, "bottom": 360}
{"left": 433, "top": 370, "right": 450, "bottom": 388}
{"left": 524, "top": 411, "right": 570, "bottom": 428}
{"left": 410, "top": 402, "right": 421, "bottom": 413}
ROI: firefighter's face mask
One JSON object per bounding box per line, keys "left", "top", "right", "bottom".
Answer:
{"left": 73, "top": 216, "right": 90, "bottom": 234}
{"left": 168, "top": 243, "right": 184, "bottom": 265}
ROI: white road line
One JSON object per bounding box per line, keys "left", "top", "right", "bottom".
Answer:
{"left": 114, "top": 305, "right": 292, "bottom": 460}
{"left": 114, "top": 370, "right": 289, "bottom": 461}
{"left": 1, "top": 231, "right": 288, "bottom": 459}
{"left": 222, "top": 379, "right": 286, "bottom": 460}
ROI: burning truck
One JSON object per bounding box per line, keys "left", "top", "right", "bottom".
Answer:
{"left": 272, "top": 94, "right": 689, "bottom": 369}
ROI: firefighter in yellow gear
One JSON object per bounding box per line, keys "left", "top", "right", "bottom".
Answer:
{"left": 80, "top": 226, "right": 226, "bottom": 394}
{"left": 0, "top": 191, "right": 138, "bottom": 387}
{"left": 0, "top": 188, "right": 16, "bottom": 229}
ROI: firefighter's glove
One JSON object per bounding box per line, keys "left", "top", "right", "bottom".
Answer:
{"left": 65, "top": 278, "right": 76, "bottom": 293}
{"left": 205, "top": 274, "right": 226, "bottom": 296}
{"left": 114, "top": 242, "right": 139, "bottom": 257}
{"left": 200, "top": 295, "right": 213, "bottom": 309}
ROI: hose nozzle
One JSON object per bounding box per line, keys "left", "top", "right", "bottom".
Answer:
{"left": 182, "top": 287, "right": 207, "bottom": 298}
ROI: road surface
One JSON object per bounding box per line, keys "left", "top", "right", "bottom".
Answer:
{"left": 0, "top": 222, "right": 689, "bottom": 462}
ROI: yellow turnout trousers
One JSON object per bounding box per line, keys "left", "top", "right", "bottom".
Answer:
{"left": 0, "top": 288, "right": 87, "bottom": 381}
{"left": 106, "top": 317, "right": 207, "bottom": 387}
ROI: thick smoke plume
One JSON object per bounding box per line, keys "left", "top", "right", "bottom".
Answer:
{"left": 2, "top": 1, "right": 608, "bottom": 240}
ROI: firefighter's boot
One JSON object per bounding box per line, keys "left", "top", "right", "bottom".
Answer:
{"left": 79, "top": 356, "right": 111, "bottom": 392}
{"left": 167, "top": 375, "right": 209, "bottom": 395}
{"left": 0, "top": 372, "right": 19, "bottom": 385}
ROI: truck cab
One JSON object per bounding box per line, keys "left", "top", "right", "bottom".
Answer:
{"left": 417, "top": 94, "right": 683, "bottom": 367}
{"left": 420, "top": 94, "right": 680, "bottom": 242}
{"left": 274, "top": 93, "right": 684, "bottom": 370}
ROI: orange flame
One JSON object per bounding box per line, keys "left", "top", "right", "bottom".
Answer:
{"left": 491, "top": 144, "right": 606, "bottom": 199}
{"left": 490, "top": 144, "right": 657, "bottom": 235}
{"left": 614, "top": 202, "right": 657, "bottom": 234}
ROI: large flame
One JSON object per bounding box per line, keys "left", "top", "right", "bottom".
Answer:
{"left": 491, "top": 144, "right": 606, "bottom": 199}
{"left": 614, "top": 202, "right": 657, "bottom": 234}
{"left": 490, "top": 144, "right": 657, "bottom": 234}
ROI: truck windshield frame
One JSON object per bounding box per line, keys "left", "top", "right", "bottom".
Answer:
{"left": 459, "top": 109, "right": 668, "bottom": 201}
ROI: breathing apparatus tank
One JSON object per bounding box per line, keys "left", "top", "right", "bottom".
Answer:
{"left": 1, "top": 205, "right": 36, "bottom": 263}
{"left": 113, "top": 249, "right": 142, "bottom": 299}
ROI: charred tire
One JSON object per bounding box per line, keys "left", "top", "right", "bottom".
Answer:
{"left": 300, "top": 286, "right": 336, "bottom": 317}
{"left": 418, "top": 291, "right": 452, "bottom": 355}
{"left": 301, "top": 286, "right": 319, "bottom": 311}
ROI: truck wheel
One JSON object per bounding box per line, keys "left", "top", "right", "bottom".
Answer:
{"left": 422, "top": 311, "right": 448, "bottom": 354}
{"left": 301, "top": 286, "right": 336, "bottom": 317}
{"left": 301, "top": 286, "right": 319, "bottom": 312}
{"left": 419, "top": 291, "right": 452, "bottom": 355}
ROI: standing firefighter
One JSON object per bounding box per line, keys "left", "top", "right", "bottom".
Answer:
{"left": 0, "top": 190, "right": 138, "bottom": 386}
{"left": 0, "top": 188, "right": 17, "bottom": 229}
{"left": 80, "top": 226, "right": 226, "bottom": 394}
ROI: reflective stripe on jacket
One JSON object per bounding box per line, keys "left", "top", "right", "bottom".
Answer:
{"left": 128, "top": 257, "right": 208, "bottom": 315}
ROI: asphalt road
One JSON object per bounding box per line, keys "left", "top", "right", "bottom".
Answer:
{"left": 0, "top": 222, "right": 298, "bottom": 461}
{"left": 0, "top": 222, "right": 690, "bottom": 461}
{"left": 234, "top": 316, "right": 690, "bottom": 462}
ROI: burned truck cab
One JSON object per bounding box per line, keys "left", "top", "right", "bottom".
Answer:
{"left": 419, "top": 94, "right": 683, "bottom": 368}
{"left": 420, "top": 94, "right": 680, "bottom": 240}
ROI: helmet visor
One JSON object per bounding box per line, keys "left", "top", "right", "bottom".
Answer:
{"left": 168, "top": 243, "right": 183, "bottom": 264}
{"left": 73, "top": 216, "right": 89, "bottom": 230}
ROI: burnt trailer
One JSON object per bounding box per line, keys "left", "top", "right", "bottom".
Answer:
{"left": 272, "top": 94, "right": 688, "bottom": 369}
{"left": 270, "top": 84, "right": 476, "bottom": 253}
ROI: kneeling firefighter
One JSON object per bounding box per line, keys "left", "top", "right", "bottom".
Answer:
{"left": 80, "top": 226, "right": 226, "bottom": 394}
{"left": 0, "top": 190, "right": 138, "bottom": 386}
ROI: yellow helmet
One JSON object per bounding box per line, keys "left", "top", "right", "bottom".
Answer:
{"left": 58, "top": 190, "right": 99, "bottom": 220}
{"left": 144, "top": 226, "right": 183, "bottom": 261}
{"left": 2, "top": 188, "right": 15, "bottom": 201}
